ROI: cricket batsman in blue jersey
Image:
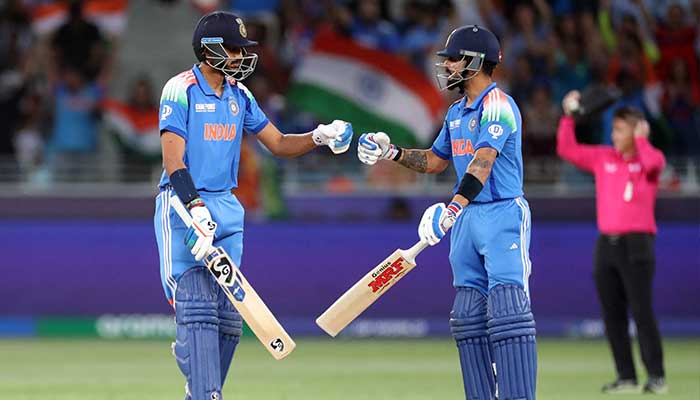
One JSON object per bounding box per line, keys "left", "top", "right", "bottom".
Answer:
{"left": 154, "top": 11, "right": 353, "bottom": 400}
{"left": 358, "top": 25, "right": 537, "bottom": 399}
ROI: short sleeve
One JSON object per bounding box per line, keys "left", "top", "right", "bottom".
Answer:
{"left": 476, "top": 90, "right": 518, "bottom": 153}
{"left": 430, "top": 120, "right": 451, "bottom": 160}
{"left": 159, "top": 76, "right": 189, "bottom": 139}
{"left": 238, "top": 83, "right": 269, "bottom": 134}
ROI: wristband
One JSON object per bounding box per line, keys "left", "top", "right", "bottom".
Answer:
{"left": 169, "top": 168, "right": 200, "bottom": 207}
{"left": 456, "top": 173, "right": 484, "bottom": 202}
{"left": 391, "top": 146, "right": 403, "bottom": 161}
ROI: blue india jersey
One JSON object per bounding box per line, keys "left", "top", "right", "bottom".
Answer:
{"left": 431, "top": 83, "right": 523, "bottom": 202}
{"left": 157, "top": 64, "right": 269, "bottom": 191}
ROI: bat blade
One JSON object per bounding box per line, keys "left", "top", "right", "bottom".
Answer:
{"left": 169, "top": 196, "right": 295, "bottom": 360}
{"left": 316, "top": 248, "right": 418, "bottom": 337}
{"left": 218, "top": 266, "right": 296, "bottom": 360}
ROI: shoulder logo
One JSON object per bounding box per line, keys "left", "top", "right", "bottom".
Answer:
{"left": 161, "top": 104, "right": 172, "bottom": 120}
{"left": 229, "top": 99, "right": 239, "bottom": 115}
{"left": 488, "top": 124, "right": 503, "bottom": 139}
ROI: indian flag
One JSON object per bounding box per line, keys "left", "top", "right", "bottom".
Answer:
{"left": 287, "top": 30, "right": 445, "bottom": 146}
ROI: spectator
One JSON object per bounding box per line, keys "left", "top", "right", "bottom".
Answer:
{"left": 50, "top": 0, "right": 106, "bottom": 83}
{"left": 662, "top": 58, "right": 700, "bottom": 156}
{"left": 104, "top": 76, "right": 160, "bottom": 181}
{"left": 397, "top": 1, "right": 444, "bottom": 72}
{"left": 557, "top": 92, "right": 667, "bottom": 394}
{"left": 0, "top": 0, "right": 32, "bottom": 168}
{"left": 523, "top": 83, "right": 560, "bottom": 157}
{"left": 46, "top": 66, "right": 103, "bottom": 181}
{"left": 343, "top": 0, "right": 400, "bottom": 52}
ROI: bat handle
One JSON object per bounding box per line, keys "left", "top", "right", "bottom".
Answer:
{"left": 170, "top": 195, "right": 193, "bottom": 227}
{"left": 403, "top": 240, "right": 429, "bottom": 264}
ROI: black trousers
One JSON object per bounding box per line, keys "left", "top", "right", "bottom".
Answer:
{"left": 594, "top": 233, "right": 665, "bottom": 380}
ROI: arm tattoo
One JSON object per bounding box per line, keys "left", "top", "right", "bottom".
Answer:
{"left": 467, "top": 157, "right": 493, "bottom": 182}
{"left": 398, "top": 150, "right": 428, "bottom": 173}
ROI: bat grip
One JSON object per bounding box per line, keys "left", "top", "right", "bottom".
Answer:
{"left": 170, "top": 195, "right": 193, "bottom": 227}
{"left": 404, "top": 240, "right": 429, "bottom": 264}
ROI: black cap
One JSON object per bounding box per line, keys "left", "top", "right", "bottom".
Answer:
{"left": 437, "top": 25, "right": 501, "bottom": 64}
{"left": 192, "top": 11, "right": 258, "bottom": 61}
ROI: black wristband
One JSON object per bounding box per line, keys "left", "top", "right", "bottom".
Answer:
{"left": 456, "top": 172, "right": 484, "bottom": 202}
{"left": 392, "top": 146, "right": 403, "bottom": 161}
{"left": 169, "top": 168, "right": 200, "bottom": 207}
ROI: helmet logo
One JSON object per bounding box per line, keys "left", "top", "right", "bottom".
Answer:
{"left": 472, "top": 27, "right": 478, "bottom": 32}
{"left": 236, "top": 17, "right": 247, "bottom": 38}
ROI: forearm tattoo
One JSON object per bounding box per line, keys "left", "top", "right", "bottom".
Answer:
{"left": 399, "top": 150, "right": 428, "bottom": 173}
{"left": 467, "top": 157, "right": 493, "bottom": 182}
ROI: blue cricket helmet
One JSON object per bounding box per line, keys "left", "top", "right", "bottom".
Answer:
{"left": 435, "top": 25, "right": 501, "bottom": 91}
{"left": 437, "top": 25, "right": 501, "bottom": 64}
{"left": 192, "top": 11, "right": 259, "bottom": 81}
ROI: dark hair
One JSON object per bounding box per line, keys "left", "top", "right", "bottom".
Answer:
{"left": 482, "top": 61, "right": 497, "bottom": 77}
{"left": 613, "top": 106, "right": 644, "bottom": 122}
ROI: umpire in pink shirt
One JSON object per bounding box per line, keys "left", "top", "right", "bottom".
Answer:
{"left": 557, "top": 91, "right": 667, "bottom": 395}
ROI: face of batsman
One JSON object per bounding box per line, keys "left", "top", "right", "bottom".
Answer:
{"left": 202, "top": 41, "right": 258, "bottom": 81}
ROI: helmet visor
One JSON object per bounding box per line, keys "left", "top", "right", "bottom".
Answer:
{"left": 434, "top": 51, "right": 485, "bottom": 91}
{"left": 202, "top": 38, "right": 258, "bottom": 81}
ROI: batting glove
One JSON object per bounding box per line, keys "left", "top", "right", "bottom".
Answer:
{"left": 184, "top": 204, "right": 217, "bottom": 261}
{"left": 358, "top": 132, "right": 399, "bottom": 165}
{"left": 312, "top": 120, "right": 353, "bottom": 154}
{"left": 418, "top": 202, "right": 463, "bottom": 246}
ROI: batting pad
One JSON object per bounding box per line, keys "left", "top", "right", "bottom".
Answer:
{"left": 450, "top": 287, "right": 496, "bottom": 400}
{"left": 174, "top": 267, "right": 223, "bottom": 400}
{"left": 487, "top": 284, "right": 537, "bottom": 400}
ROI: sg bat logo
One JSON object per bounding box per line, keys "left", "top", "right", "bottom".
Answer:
{"left": 270, "top": 338, "right": 285, "bottom": 352}
{"left": 368, "top": 257, "right": 406, "bottom": 293}
{"left": 206, "top": 249, "right": 234, "bottom": 286}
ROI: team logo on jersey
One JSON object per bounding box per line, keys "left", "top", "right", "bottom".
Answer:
{"left": 488, "top": 124, "right": 504, "bottom": 139}
{"left": 236, "top": 18, "right": 247, "bottom": 38}
{"left": 161, "top": 105, "right": 172, "bottom": 121}
{"left": 229, "top": 100, "right": 239, "bottom": 115}
{"left": 469, "top": 117, "right": 477, "bottom": 131}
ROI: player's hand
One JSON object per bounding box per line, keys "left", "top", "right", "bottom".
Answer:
{"left": 184, "top": 205, "right": 217, "bottom": 261}
{"left": 562, "top": 90, "right": 580, "bottom": 116}
{"left": 418, "top": 202, "right": 463, "bottom": 246}
{"left": 358, "top": 132, "right": 399, "bottom": 165}
{"left": 313, "top": 120, "right": 353, "bottom": 154}
{"left": 634, "top": 119, "right": 650, "bottom": 139}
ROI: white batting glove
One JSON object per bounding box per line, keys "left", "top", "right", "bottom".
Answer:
{"left": 562, "top": 90, "right": 581, "bottom": 116}
{"left": 357, "top": 132, "right": 399, "bottom": 165}
{"left": 418, "top": 202, "right": 463, "bottom": 246}
{"left": 312, "top": 120, "right": 354, "bottom": 154}
{"left": 184, "top": 205, "right": 217, "bottom": 261}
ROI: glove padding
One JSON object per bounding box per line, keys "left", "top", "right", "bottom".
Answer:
{"left": 358, "top": 132, "right": 398, "bottom": 165}
{"left": 184, "top": 205, "right": 217, "bottom": 261}
{"left": 312, "top": 120, "right": 353, "bottom": 154}
{"left": 418, "top": 202, "right": 463, "bottom": 246}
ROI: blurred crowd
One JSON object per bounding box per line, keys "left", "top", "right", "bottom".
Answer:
{"left": 1, "top": 0, "right": 698, "bottom": 189}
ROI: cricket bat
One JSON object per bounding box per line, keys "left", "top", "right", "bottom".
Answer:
{"left": 316, "top": 240, "right": 429, "bottom": 337}
{"left": 170, "top": 196, "right": 295, "bottom": 360}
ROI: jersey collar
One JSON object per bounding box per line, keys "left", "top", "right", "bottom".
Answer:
{"left": 193, "top": 64, "right": 231, "bottom": 98}
{"left": 463, "top": 82, "right": 498, "bottom": 111}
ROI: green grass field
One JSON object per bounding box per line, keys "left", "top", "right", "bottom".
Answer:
{"left": 0, "top": 338, "right": 697, "bottom": 399}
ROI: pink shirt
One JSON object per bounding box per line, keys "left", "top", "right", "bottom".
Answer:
{"left": 556, "top": 116, "right": 666, "bottom": 234}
